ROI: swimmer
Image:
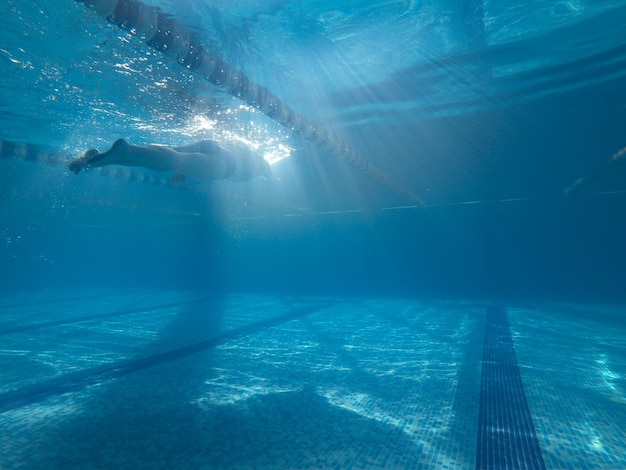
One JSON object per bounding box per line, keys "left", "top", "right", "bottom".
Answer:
{"left": 69, "top": 138, "right": 276, "bottom": 182}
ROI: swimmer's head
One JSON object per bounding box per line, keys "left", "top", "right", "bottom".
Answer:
{"left": 260, "top": 157, "right": 279, "bottom": 181}
{"left": 230, "top": 147, "right": 278, "bottom": 182}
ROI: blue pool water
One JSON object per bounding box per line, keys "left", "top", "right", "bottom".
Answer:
{"left": 1, "top": 1, "right": 626, "bottom": 468}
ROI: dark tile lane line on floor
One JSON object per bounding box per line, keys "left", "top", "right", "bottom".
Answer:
{"left": 0, "top": 298, "right": 211, "bottom": 336}
{"left": 0, "top": 301, "right": 335, "bottom": 414}
{"left": 476, "top": 306, "right": 546, "bottom": 470}
{"left": 0, "top": 292, "right": 120, "bottom": 311}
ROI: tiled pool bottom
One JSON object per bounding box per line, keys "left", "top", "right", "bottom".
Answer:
{"left": 0, "top": 291, "right": 624, "bottom": 469}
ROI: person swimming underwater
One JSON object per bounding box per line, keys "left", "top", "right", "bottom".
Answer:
{"left": 69, "top": 138, "right": 275, "bottom": 182}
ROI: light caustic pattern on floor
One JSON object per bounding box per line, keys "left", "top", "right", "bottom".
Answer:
{"left": 0, "top": 291, "right": 625, "bottom": 469}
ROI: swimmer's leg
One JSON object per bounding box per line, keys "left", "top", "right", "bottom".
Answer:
{"left": 68, "top": 138, "right": 128, "bottom": 174}
{"left": 69, "top": 148, "right": 100, "bottom": 174}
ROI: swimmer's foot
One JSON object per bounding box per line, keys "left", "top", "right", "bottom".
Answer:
{"left": 69, "top": 148, "right": 101, "bottom": 174}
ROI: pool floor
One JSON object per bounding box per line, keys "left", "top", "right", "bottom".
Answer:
{"left": 1, "top": 291, "right": 625, "bottom": 469}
